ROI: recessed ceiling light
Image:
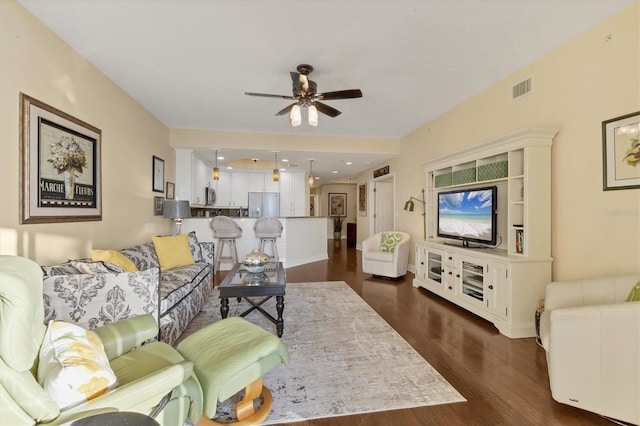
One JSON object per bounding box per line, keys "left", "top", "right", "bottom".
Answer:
{"left": 226, "top": 166, "right": 233, "bottom": 170}
{"left": 346, "top": 162, "right": 352, "bottom": 165}
{"left": 218, "top": 156, "right": 224, "bottom": 160}
{"left": 332, "top": 170, "right": 338, "bottom": 174}
{"left": 282, "top": 158, "right": 289, "bottom": 162}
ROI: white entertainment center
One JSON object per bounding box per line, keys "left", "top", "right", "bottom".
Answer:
{"left": 413, "top": 128, "right": 558, "bottom": 338}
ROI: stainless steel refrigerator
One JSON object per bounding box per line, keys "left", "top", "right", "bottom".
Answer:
{"left": 248, "top": 192, "right": 280, "bottom": 217}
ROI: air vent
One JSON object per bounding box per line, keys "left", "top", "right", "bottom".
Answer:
{"left": 512, "top": 77, "right": 532, "bottom": 99}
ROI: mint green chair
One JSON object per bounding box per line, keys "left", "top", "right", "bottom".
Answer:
{"left": 0, "top": 255, "right": 203, "bottom": 425}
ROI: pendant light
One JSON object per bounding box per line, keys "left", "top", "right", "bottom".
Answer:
{"left": 273, "top": 152, "right": 280, "bottom": 182}
{"left": 308, "top": 159, "right": 315, "bottom": 186}
{"left": 290, "top": 105, "right": 302, "bottom": 127}
{"left": 308, "top": 105, "right": 318, "bottom": 127}
{"left": 212, "top": 149, "right": 220, "bottom": 180}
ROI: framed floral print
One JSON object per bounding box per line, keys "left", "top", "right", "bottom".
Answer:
{"left": 602, "top": 111, "right": 640, "bottom": 190}
{"left": 20, "top": 93, "right": 102, "bottom": 223}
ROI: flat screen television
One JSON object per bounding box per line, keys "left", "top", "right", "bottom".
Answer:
{"left": 437, "top": 186, "right": 498, "bottom": 247}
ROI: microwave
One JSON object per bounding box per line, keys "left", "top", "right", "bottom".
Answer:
{"left": 205, "top": 187, "right": 216, "bottom": 205}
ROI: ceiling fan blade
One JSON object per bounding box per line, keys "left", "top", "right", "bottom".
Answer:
{"left": 314, "top": 102, "right": 342, "bottom": 118}
{"left": 275, "top": 103, "right": 297, "bottom": 116}
{"left": 316, "top": 89, "right": 363, "bottom": 100}
{"left": 245, "top": 92, "right": 295, "bottom": 100}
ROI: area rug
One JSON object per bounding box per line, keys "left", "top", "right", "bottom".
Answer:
{"left": 178, "top": 281, "right": 465, "bottom": 424}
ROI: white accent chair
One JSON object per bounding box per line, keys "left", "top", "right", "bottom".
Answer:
{"left": 539, "top": 275, "right": 640, "bottom": 425}
{"left": 361, "top": 232, "right": 411, "bottom": 279}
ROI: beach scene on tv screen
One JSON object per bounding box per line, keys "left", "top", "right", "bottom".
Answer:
{"left": 439, "top": 189, "right": 493, "bottom": 241}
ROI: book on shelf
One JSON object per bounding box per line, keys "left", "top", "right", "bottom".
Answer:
{"left": 515, "top": 229, "right": 524, "bottom": 253}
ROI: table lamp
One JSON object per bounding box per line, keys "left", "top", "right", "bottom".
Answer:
{"left": 164, "top": 200, "right": 191, "bottom": 234}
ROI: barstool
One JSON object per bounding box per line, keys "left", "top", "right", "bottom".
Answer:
{"left": 254, "top": 217, "right": 283, "bottom": 261}
{"left": 210, "top": 216, "right": 242, "bottom": 271}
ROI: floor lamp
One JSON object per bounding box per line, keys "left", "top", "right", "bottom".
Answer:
{"left": 164, "top": 200, "right": 191, "bottom": 234}
{"left": 403, "top": 189, "right": 426, "bottom": 240}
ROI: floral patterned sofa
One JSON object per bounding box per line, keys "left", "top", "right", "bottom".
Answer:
{"left": 42, "top": 232, "right": 214, "bottom": 346}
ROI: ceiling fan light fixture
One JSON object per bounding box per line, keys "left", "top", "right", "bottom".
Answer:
{"left": 308, "top": 105, "right": 318, "bottom": 127}
{"left": 290, "top": 105, "right": 301, "bottom": 127}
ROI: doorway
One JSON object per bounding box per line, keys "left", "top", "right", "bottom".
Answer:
{"left": 370, "top": 174, "right": 395, "bottom": 235}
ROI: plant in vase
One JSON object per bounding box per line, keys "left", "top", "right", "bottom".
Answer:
{"left": 47, "top": 135, "right": 87, "bottom": 200}
{"left": 333, "top": 216, "right": 344, "bottom": 240}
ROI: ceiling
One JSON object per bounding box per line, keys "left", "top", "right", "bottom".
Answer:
{"left": 18, "top": 0, "right": 634, "bottom": 185}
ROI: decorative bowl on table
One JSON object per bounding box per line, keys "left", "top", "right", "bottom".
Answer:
{"left": 242, "top": 249, "right": 269, "bottom": 274}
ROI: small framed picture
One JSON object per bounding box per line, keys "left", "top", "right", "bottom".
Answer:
{"left": 329, "top": 193, "right": 347, "bottom": 217}
{"left": 154, "top": 196, "right": 164, "bottom": 216}
{"left": 152, "top": 156, "right": 164, "bottom": 193}
{"left": 166, "top": 182, "right": 175, "bottom": 200}
{"left": 602, "top": 111, "right": 640, "bottom": 190}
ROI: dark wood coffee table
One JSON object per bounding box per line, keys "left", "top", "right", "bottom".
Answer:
{"left": 218, "top": 262, "right": 286, "bottom": 337}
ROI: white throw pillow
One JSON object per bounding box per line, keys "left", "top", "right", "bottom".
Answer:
{"left": 37, "top": 320, "right": 117, "bottom": 409}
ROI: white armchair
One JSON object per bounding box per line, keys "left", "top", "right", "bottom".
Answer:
{"left": 361, "top": 232, "right": 411, "bottom": 279}
{"left": 539, "top": 275, "right": 640, "bottom": 425}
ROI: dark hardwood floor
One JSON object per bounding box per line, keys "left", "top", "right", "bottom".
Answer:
{"left": 215, "top": 240, "right": 608, "bottom": 426}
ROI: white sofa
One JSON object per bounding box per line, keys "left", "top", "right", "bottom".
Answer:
{"left": 539, "top": 275, "right": 640, "bottom": 425}
{"left": 361, "top": 232, "right": 411, "bottom": 278}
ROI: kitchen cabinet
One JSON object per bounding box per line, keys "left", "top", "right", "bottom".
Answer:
{"left": 279, "top": 172, "right": 306, "bottom": 216}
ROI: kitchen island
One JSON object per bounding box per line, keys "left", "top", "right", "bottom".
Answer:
{"left": 181, "top": 217, "right": 328, "bottom": 271}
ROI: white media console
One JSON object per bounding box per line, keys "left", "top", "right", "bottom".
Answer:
{"left": 413, "top": 128, "right": 558, "bottom": 338}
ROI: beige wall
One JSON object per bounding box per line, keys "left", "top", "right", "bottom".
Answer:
{"left": 369, "top": 3, "right": 639, "bottom": 280}
{"left": 0, "top": 1, "right": 174, "bottom": 265}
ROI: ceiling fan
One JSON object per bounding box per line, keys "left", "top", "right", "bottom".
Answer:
{"left": 244, "top": 64, "right": 363, "bottom": 126}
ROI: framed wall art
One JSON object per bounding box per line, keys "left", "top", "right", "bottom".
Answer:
{"left": 329, "top": 193, "right": 347, "bottom": 217}
{"left": 152, "top": 156, "right": 164, "bottom": 193}
{"left": 154, "top": 196, "right": 164, "bottom": 216}
{"left": 166, "top": 182, "right": 175, "bottom": 200}
{"left": 358, "top": 184, "right": 367, "bottom": 216}
{"left": 602, "top": 111, "right": 640, "bottom": 190}
{"left": 20, "top": 93, "right": 102, "bottom": 224}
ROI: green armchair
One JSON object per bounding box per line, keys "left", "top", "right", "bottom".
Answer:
{"left": 0, "top": 255, "right": 203, "bottom": 425}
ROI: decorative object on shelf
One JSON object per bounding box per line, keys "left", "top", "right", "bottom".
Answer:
{"left": 328, "top": 193, "right": 347, "bottom": 217}
{"left": 166, "top": 182, "right": 175, "bottom": 200}
{"left": 163, "top": 200, "right": 191, "bottom": 234}
{"left": 273, "top": 152, "right": 280, "bottom": 182}
{"left": 242, "top": 248, "right": 270, "bottom": 274}
{"left": 477, "top": 161, "right": 508, "bottom": 181}
{"left": 373, "top": 165, "right": 389, "bottom": 178}
{"left": 212, "top": 149, "right": 220, "bottom": 181}
{"left": 358, "top": 184, "right": 367, "bottom": 216}
{"left": 515, "top": 229, "right": 524, "bottom": 254}
{"left": 308, "top": 159, "right": 315, "bottom": 186}
{"left": 434, "top": 173, "right": 452, "bottom": 188}
{"left": 19, "top": 93, "right": 102, "bottom": 224}
{"left": 152, "top": 156, "right": 164, "bottom": 193}
{"left": 403, "top": 189, "right": 426, "bottom": 240}
{"left": 602, "top": 111, "right": 640, "bottom": 190}
{"left": 153, "top": 196, "right": 164, "bottom": 216}
{"left": 333, "top": 216, "right": 344, "bottom": 240}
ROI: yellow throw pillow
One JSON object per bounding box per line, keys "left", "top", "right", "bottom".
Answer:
{"left": 152, "top": 234, "right": 195, "bottom": 271}
{"left": 37, "top": 320, "right": 117, "bottom": 410}
{"left": 91, "top": 250, "right": 138, "bottom": 272}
